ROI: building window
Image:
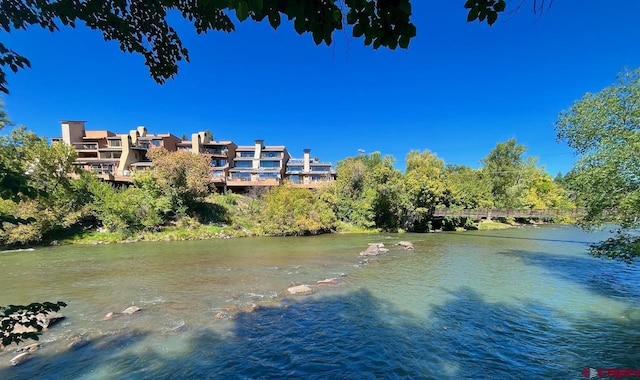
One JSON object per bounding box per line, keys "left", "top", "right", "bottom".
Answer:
{"left": 259, "top": 172, "right": 279, "bottom": 180}
{"left": 239, "top": 151, "right": 254, "bottom": 158}
{"left": 204, "top": 147, "right": 227, "bottom": 155}
{"left": 110, "top": 140, "right": 122, "bottom": 147}
{"left": 311, "top": 175, "right": 328, "bottom": 182}
{"left": 260, "top": 160, "right": 280, "bottom": 169}
{"left": 233, "top": 172, "right": 251, "bottom": 180}
{"left": 212, "top": 159, "right": 227, "bottom": 167}
{"left": 261, "top": 151, "right": 280, "bottom": 158}
{"left": 91, "top": 164, "right": 114, "bottom": 174}
{"left": 234, "top": 160, "right": 252, "bottom": 168}
{"left": 288, "top": 175, "right": 300, "bottom": 183}
{"left": 287, "top": 166, "right": 303, "bottom": 172}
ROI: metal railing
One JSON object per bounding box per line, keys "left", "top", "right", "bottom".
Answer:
{"left": 431, "top": 208, "right": 586, "bottom": 219}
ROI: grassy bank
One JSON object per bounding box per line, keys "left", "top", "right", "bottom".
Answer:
{"left": 476, "top": 220, "right": 516, "bottom": 230}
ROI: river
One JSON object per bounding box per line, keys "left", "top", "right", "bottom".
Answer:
{"left": 0, "top": 226, "right": 638, "bottom": 379}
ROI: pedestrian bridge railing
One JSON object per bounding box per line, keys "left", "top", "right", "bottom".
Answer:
{"left": 430, "top": 208, "right": 585, "bottom": 220}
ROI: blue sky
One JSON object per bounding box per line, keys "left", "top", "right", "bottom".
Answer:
{"left": 2, "top": 1, "right": 640, "bottom": 175}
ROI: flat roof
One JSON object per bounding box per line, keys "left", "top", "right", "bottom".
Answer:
{"left": 236, "top": 145, "right": 286, "bottom": 150}
{"left": 202, "top": 141, "right": 233, "bottom": 146}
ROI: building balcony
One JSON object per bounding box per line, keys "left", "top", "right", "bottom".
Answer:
{"left": 73, "top": 143, "right": 99, "bottom": 150}
{"left": 96, "top": 173, "right": 114, "bottom": 181}
{"left": 288, "top": 181, "right": 332, "bottom": 189}
{"left": 112, "top": 175, "right": 134, "bottom": 183}
{"left": 202, "top": 148, "right": 228, "bottom": 155}
{"left": 226, "top": 178, "right": 280, "bottom": 187}
{"left": 260, "top": 152, "right": 282, "bottom": 159}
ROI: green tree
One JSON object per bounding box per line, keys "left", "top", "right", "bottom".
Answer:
{"left": 146, "top": 147, "right": 212, "bottom": 212}
{"left": 0, "top": 126, "right": 43, "bottom": 201}
{"left": 0, "top": 126, "right": 85, "bottom": 244}
{"left": 521, "top": 169, "right": 572, "bottom": 210}
{"left": 445, "top": 164, "right": 494, "bottom": 209}
{"left": 24, "top": 138, "right": 78, "bottom": 195}
{"left": 333, "top": 155, "right": 376, "bottom": 228}
{"left": 333, "top": 152, "right": 402, "bottom": 231}
{"left": 481, "top": 138, "right": 528, "bottom": 208}
{"left": 556, "top": 68, "right": 640, "bottom": 263}
{"left": 259, "top": 185, "right": 336, "bottom": 236}
{"left": 402, "top": 150, "right": 448, "bottom": 231}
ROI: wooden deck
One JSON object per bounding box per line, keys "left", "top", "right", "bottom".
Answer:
{"left": 431, "top": 208, "right": 585, "bottom": 219}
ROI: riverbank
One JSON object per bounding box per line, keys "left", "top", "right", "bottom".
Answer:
{"left": 40, "top": 218, "right": 539, "bottom": 247}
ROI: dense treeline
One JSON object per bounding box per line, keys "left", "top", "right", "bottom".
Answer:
{"left": 319, "top": 140, "right": 574, "bottom": 233}
{"left": 0, "top": 113, "right": 574, "bottom": 245}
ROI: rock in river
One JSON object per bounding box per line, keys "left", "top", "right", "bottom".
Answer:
{"left": 10, "top": 352, "right": 31, "bottom": 366}
{"left": 287, "top": 285, "right": 314, "bottom": 295}
{"left": 104, "top": 305, "right": 141, "bottom": 320}
{"left": 395, "top": 241, "right": 414, "bottom": 250}
{"left": 360, "top": 244, "right": 382, "bottom": 256}
{"left": 122, "top": 306, "right": 141, "bottom": 315}
{"left": 317, "top": 278, "right": 340, "bottom": 285}
{"left": 8, "top": 310, "right": 65, "bottom": 335}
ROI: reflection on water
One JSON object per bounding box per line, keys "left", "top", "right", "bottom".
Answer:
{"left": 1, "top": 226, "right": 639, "bottom": 379}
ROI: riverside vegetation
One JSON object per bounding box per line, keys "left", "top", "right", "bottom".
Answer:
{"left": 0, "top": 113, "right": 575, "bottom": 248}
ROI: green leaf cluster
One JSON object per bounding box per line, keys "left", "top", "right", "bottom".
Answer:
{"left": 259, "top": 185, "right": 336, "bottom": 236}
{"left": 557, "top": 68, "right": 640, "bottom": 263}
{"left": 330, "top": 152, "right": 403, "bottom": 231}
{"left": 0, "top": 124, "right": 88, "bottom": 244}
{"left": 464, "top": 0, "right": 506, "bottom": 25}
{"left": 0, "top": 0, "right": 419, "bottom": 93}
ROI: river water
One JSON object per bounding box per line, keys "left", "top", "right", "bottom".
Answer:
{"left": 0, "top": 226, "right": 638, "bottom": 379}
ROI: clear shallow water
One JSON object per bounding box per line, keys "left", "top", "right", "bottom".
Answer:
{"left": 0, "top": 226, "right": 638, "bottom": 379}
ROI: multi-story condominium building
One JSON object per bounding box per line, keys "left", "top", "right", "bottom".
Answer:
{"left": 227, "top": 140, "right": 289, "bottom": 188}
{"left": 55, "top": 121, "right": 335, "bottom": 191}
{"left": 177, "top": 132, "right": 237, "bottom": 190}
{"left": 285, "top": 149, "right": 337, "bottom": 188}
{"left": 54, "top": 121, "right": 181, "bottom": 182}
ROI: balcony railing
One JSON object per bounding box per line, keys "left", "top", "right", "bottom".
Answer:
{"left": 74, "top": 143, "right": 98, "bottom": 150}
{"left": 203, "top": 148, "right": 228, "bottom": 155}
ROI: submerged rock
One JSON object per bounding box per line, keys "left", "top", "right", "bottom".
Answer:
{"left": 103, "top": 312, "right": 120, "bottom": 320}
{"left": 317, "top": 278, "right": 340, "bottom": 286}
{"left": 9, "top": 310, "right": 65, "bottom": 335}
{"left": 122, "top": 306, "right": 141, "bottom": 315}
{"left": 67, "top": 336, "right": 90, "bottom": 350}
{"left": 287, "top": 285, "right": 314, "bottom": 295}
{"left": 223, "top": 304, "right": 239, "bottom": 313}
{"left": 104, "top": 305, "right": 141, "bottom": 320}
{"left": 395, "top": 241, "right": 414, "bottom": 250}
{"left": 15, "top": 343, "right": 40, "bottom": 353}
{"left": 360, "top": 244, "right": 381, "bottom": 256}
{"left": 10, "top": 352, "right": 31, "bottom": 366}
